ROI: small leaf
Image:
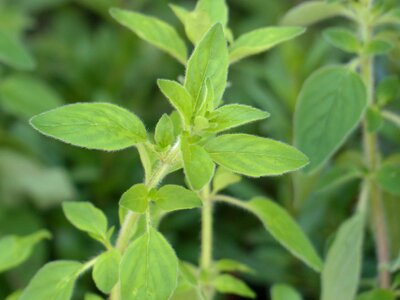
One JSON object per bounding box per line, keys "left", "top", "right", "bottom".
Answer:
{"left": 185, "top": 23, "right": 228, "bottom": 109}
{"left": 205, "top": 134, "right": 309, "bottom": 177}
{"left": 62, "top": 202, "right": 108, "bottom": 241}
{"left": 93, "top": 250, "right": 120, "bottom": 293}
{"left": 245, "top": 197, "right": 322, "bottom": 272}
{"left": 377, "top": 76, "right": 399, "bottom": 107}
{"left": 0, "top": 30, "right": 35, "bottom": 70}
{"left": 366, "top": 106, "right": 383, "bottom": 133}
{"left": 0, "top": 230, "right": 51, "bottom": 273}
{"left": 30, "top": 103, "right": 147, "bottom": 151}
{"left": 109, "top": 8, "right": 187, "bottom": 64}
{"left": 84, "top": 293, "right": 104, "bottom": 300}
{"left": 356, "top": 289, "right": 396, "bottom": 300}
{"left": 208, "top": 104, "right": 269, "bottom": 133}
{"left": 181, "top": 138, "right": 215, "bottom": 190}
{"left": 212, "top": 167, "right": 241, "bottom": 193}
{"left": 376, "top": 162, "right": 400, "bottom": 196}
{"left": 119, "top": 183, "right": 149, "bottom": 213}
{"left": 323, "top": 27, "right": 360, "bottom": 53}
{"left": 294, "top": 66, "right": 367, "bottom": 173}
{"left": 215, "top": 259, "right": 255, "bottom": 274}
{"left": 155, "top": 114, "right": 175, "bottom": 148}
{"left": 158, "top": 80, "right": 193, "bottom": 127}
{"left": 213, "top": 274, "right": 255, "bottom": 298}
{"left": 156, "top": 184, "right": 202, "bottom": 212}
{"left": 229, "top": 27, "right": 305, "bottom": 64}
{"left": 20, "top": 261, "right": 82, "bottom": 300}
{"left": 365, "top": 39, "right": 394, "bottom": 55}
{"left": 321, "top": 214, "right": 365, "bottom": 300}
{"left": 271, "top": 283, "right": 302, "bottom": 300}
{"left": 316, "top": 166, "right": 362, "bottom": 193}
{"left": 120, "top": 228, "right": 179, "bottom": 300}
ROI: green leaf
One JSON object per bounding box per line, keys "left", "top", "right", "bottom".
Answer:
{"left": 356, "top": 289, "right": 396, "bottom": 300}
{"left": 156, "top": 184, "right": 202, "bottom": 212}
{"left": 30, "top": 103, "right": 147, "bottom": 151}
{"left": 5, "top": 291, "right": 22, "bottom": 300}
{"left": 155, "top": 114, "right": 175, "bottom": 148}
{"left": 245, "top": 197, "right": 322, "bottom": 272}
{"left": 84, "top": 293, "right": 104, "bottom": 300}
{"left": 321, "top": 214, "right": 365, "bottom": 300}
{"left": 109, "top": 8, "right": 187, "bottom": 64}
{"left": 377, "top": 76, "right": 399, "bottom": 107}
{"left": 157, "top": 79, "right": 193, "bottom": 127}
{"left": 119, "top": 183, "right": 149, "bottom": 213}
{"left": 62, "top": 202, "right": 108, "bottom": 241}
{"left": 271, "top": 283, "right": 302, "bottom": 300}
{"left": 229, "top": 27, "right": 305, "bottom": 64}
{"left": 20, "top": 261, "right": 82, "bottom": 300}
{"left": 181, "top": 138, "right": 215, "bottom": 190}
{"left": 170, "top": 262, "right": 204, "bottom": 300}
{"left": 205, "top": 134, "right": 309, "bottom": 177}
{"left": 377, "top": 162, "right": 400, "bottom": 196}
{"left": 294, "top": 66, "right": 367, "bottom": 173}
{"left": 215, "top": 259, "right": 255, "bottom": 274}
{"left": 323, "top": 27, "right": 360, "bottom": 53}
{"left": 93, "top": 250, "right": 120, "bottom": 293}
{"left": 185, "top": 23, "right": 228, "bottom": 109}
{"left": 207, "top": 104, "right": 269, "bottom": 133}
{"left": 382, "top": 110, "right": 400, "bottom": 128}
{"left": 316, "top": 166, "right": 362, "bottom": 194}
{"left": 212, "top": 167, "right": 241, "bottom": 193}
{"left": 366, "top": 106, "right": 383, "bottom": 133}
{"left": 365, "top": 39, "right": 394, "bottom": 55}
{"left": 0, "top": 230, "right": 51, "bottom": 273}
{"left": 377, "top": 7, "right": 400, "bottom": 26}
{"left": 212, "top": 274, "right": 255, "bottom": 298}
{"left": 0, "top": 30, "right": 34, "bottom": 70}
{"left": 120, "top": 227, "right": 179, "bottom": 300}
{"left": 0, "top": 75, "right": 63, "bottom": 119}
{"left": 281, "top": 1, "right": 348, "bottom": 26}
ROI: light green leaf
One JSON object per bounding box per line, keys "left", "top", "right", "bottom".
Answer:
{"left": 170, "top": 262, "right": 204, "bottom": 300}
{"left": 365, "top": 39, "right": 394, "bottom": 55}
{"left": 84, "top": 293, "right": 104, "bottom": 300}
{"left": 62, "top": 202, "right": 108, "bottom": 241}
{"left": 93, "top": 250, "right": 120, "bottom": 293}
{"left": 281, "top": 1, "right": 348, "bottom": 26}
{"left": 119, "top": 183, "right": 149, "bottom": 213}
{"left": 181, "top": 138, "right": 215, "bottom": 190}
{"left": 0, "top": 230, "right": 51, "bottom": 273}
{"left": 0, "top": 30, "right": 34, "bottom": 70}
{"left": 157, "top": 79, "right": 193, "bottom": 127}
{"left": 377, "top": 76, "right": 399, "bottom": 107}
{"left": 20, "top": 261, "right": 82, "bottom": 300}
{"left": 185, "top": 23, "right": 228, "bottom": 108}
{"left": 155, "top": 114, "right": 174, "bottom": 148}
{"left": 212, "top": 274, "right": 255, "bottom": 298}
{"left": 205, "top": 134, "right": 309, "bottom": 177}
{"left": 323, "top": 27, "right": 360, "bottom": 53}
{"left": 356, "top": 289, "right": 396, "bottom": 300}
{"left": 382, "top": 110, "right": 400, "bottom": 128}
{"left": 0, "top": 74, "right": 63, "bottom": 119}
{"left": 376, "top": 7, "right": 400, "bottom": 26}
{"left": 109, "top": 8, "right": 187, "bottom": 64}
{"left": 321, "top": 214, "right": 365, "bottom": 300}
{"left": 30, "top": 103, "right": 147, "bottom": 151}
{"left": 212, "top": 167, "right": 241, "bottom": 193}
{"left": 377, "top": 162, "right": 400, "bottom": 196}
{"left": 245, "top": 197, "right": 322, "bottom": 272}
{"left": 294, "top": 66, "right": 367, "bottom": 173}
{"left": 215, "top": 259, "right": 255, "bottom": 274}
{"left": 366, "top": 106, "right": 383, "bottom": 133}
{"left": 5, "top": 291, "right": 22, "bottom": 300}
{"left": 229, "top": 27, "right": 305, "bottom": 64}
{"left": 208, "top": 104, "right": 269, "bottom": 133}
{"left": 156, "top": 184, "right": 202, "bottom": 212}
{"left": 271, "top": 283, "right": 302, "bottom": 300}
{"left": 196, "top": 0, "right": 228, "bottom": 27}
{"left": 120, "top": 228, "right": 179, "bottom": 300}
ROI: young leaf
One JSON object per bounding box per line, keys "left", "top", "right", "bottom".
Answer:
{"left": 376, "top": 162, "right": 400, "bottom": 196}
{"left": 366, "top": 106, "right": 383, "bottom": 133}
{"left": 229, "top": 27, "right": 305, "bottom": 64}
{"left": 109, "top": 8, "right": 187, "bottom": 64}
{"left": 323, "top": 27, "right": 360, "bottom": 53}
{"left": 0, "top": 75, "right": 63, "bottom": 119}
{"left": 30, "top": 103, "right": 147, "bottom": 151}
{"left": 215, "top": 259, "right": 255, "bottom": 274}
{"left": 365, "top": 39, "right": 394, "bottom": 56}
{"left": 212, "top": 167, "right": 241, "bottom": 193}
{"left": 294, "top": 66, "right": 367, "bottom": 173}
{"left": 212, "top": 274, "right": 255, "bottom": 299}
{"left": 205, "top": 134, "right": 309, "bottom": 177}
{"left": 185, "top": 23, "right": 228, "bottom": 109}
{"left": 20, "top": 261, "right": 83, "bottom": 300}
{"left": 155, "top": 114, "right": 175, "bottom": 148}
{"left": 156, "top": 184, "right": 202, "bottom": 212}
{"left": 119, "top": 183, "right": 149, "bottom": 213}
{"left": 0, "top": 30, "right": 35, "bottom": 70}
{"left": 62, "top": 202, "right": 108, "bottom": 241}
{"left": 0, "top": 230, "right": 51, "bottom": 273}
{"left": 92, "top": 250, "right": 120, "bottom": 293}
{"left": 245, "top": 197, "right": 322, "bottom": 272}
{"left": 271, "top": 283, "right": 302, "bottom": 300}
{"left": 196, "top": 0, "right": 228, "bottom": 27}
{"left": 120, "top": 228, "right": 179, "bottom": 300}
{"left": 157, "top": 79, "right": 193, "bottom": 127}
{"left": 181, "top": 138, "right": 215, "bottom": 190}
{"left": 207, "top": 104, "right": 269, "bottom": 133}
{"left": 281, "top": 1, "right": 348, "bottom": 26}
{"left": 377, "top": 76, "right": 399, "bottom": 107}
{"left": 321, "top": 214, "right": 365, "bottom": 300}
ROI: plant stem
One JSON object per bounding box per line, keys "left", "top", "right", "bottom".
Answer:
{"left": 359, "top": 3, "right": 391, "bottom": 288}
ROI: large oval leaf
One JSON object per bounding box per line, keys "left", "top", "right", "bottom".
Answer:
{"left": 30, "top": 103, "right": 147, "bottom": 151}
{"left": 294, "top": 66, "right": 366, "bottom": 173}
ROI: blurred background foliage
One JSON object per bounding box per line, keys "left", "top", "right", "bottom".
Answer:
{"left": 0, "top": 0, "right": 399, "bottom": 299}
